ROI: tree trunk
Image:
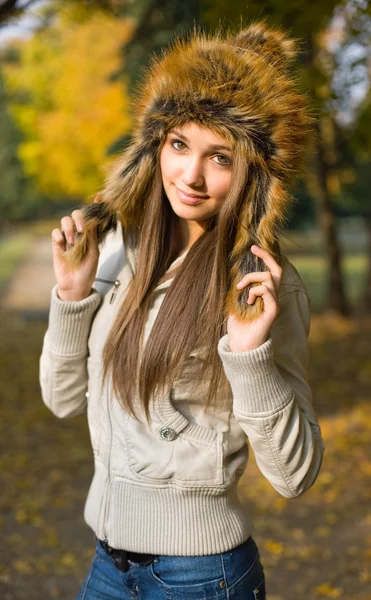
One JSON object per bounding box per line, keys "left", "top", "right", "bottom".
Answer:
{"left": 308, "top": 117, "right": 350, "bottom": 316}
{"left": 300, "top": 34, "right": 350, "bottom": 316}
{"left": 362, "top": 214, "right": 371, "bottom": 312}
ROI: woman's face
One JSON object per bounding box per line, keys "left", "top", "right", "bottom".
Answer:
{"left": 160, "top": 122, "right": 233, "bottom": 223}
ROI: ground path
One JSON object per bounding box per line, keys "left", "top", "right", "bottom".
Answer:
{"left": 0, "top": 236, "right": 370, "bottom": 599}
{"left": 1, "top": 235, "right": 55, "bottom": 317}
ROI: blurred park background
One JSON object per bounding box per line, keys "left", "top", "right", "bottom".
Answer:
{"left": 0, "top": 1, "right": 370, "bottom": 599}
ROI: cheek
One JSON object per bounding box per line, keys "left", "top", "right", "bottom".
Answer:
{"left": 211, "top": 172, "right": 232, "bottom": 201}
{"left": 160, "top": 147, "right": 178, "bottom": 184}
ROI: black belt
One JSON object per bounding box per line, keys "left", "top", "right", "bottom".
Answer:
{"left": 99, "top": 538, "right": 157, "bottom": 572}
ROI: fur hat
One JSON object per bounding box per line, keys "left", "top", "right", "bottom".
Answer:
{"left": 69, "top": 20, "right": 313, "bottom": 320}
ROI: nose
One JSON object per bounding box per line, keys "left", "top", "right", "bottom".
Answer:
{"left": 181, "top": 156, "right": 205, "bottom": 188}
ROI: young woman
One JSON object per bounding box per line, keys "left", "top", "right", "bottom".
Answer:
{"left": 40, "top": 21, "right": 325, "bottom": 600}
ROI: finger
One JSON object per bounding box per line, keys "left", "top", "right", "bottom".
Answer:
{"left": 246, "top": 279, "right": 277, "bottom": 301}
{"left": 247, "top": 284, "right": 279, "bottom": 313}
{"left": 251, "top": 245, "right": 282, "bottom": 293}
{"left": 236, "top": 271, "right": 274, "bottom": 290}
{"left": 71, "top": 209, "right": 85, "bottom": 233}
{"left": 51, "top": 228, "right": 66, "bottom": 255}
{"left": 248, "top": 283, "right": 277, "bottom": 302}
{"left": 60, "top": 216, "right": 76, "bottom": 245}
{"left": 251, "top": 245, "right": 282, "bottom": 278}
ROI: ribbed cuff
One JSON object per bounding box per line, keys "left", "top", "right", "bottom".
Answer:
{"left": 217, "top": 334, "right": 293, "bottom": 416}
{"left": 47, "top": 284, "right": 102, "bottom": 355}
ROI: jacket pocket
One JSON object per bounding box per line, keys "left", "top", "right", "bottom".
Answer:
{"left": 116, "top": 385, "right": 225, "bottom": 489}
{"left": 86, "top": 357, "right": 103, "bottom": 456}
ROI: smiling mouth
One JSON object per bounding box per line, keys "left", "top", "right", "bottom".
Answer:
{"left": 175, "top": 187, "right": 209, "bottom": 200}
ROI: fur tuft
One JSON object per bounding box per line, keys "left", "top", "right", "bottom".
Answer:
{"left": 232, "top": 19, "right": 298, "bottom": 70}
{"left": 63, "top": 202, "right": 118, "bottom": 269}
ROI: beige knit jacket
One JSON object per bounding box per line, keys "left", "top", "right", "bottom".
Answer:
{"left": 39, "top": 224, "right": 325, "bottom": 556}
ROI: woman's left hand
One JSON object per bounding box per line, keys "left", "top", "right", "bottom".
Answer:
{"left": 227, "top": 245, "right": 283, "bottom": 352}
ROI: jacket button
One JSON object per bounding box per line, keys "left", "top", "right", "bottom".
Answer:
{"left": 160, "top": 427, "right": 177, "bottom": 441}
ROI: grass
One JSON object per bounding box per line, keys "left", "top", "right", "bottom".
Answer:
{"left": 288, "top": 253, "right": 367, "bottom": 313}
{"left": 280, "top": 220, "right": 368, "bottom": 313}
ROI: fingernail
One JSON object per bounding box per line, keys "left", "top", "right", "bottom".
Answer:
{"left": 68, "top": 236, "right": 74, "bottom": 244}
{"left": 77, "top": 224, "right": 83, "bottom": 232}
{"left": 236, "top": 282, "right": 243, "bottom": 289}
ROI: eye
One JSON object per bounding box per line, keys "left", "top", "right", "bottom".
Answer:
{"left": 213, "top": 154, "right": 231, "bottom": 166}
{"left": 171, "top": 139, "right": 187, "bottom": 151}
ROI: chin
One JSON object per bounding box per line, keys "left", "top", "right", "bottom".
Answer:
{"left": 171, "top": 204, "right": 210, "bottom": 222}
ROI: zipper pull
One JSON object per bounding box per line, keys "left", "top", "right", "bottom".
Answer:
{"left": 109, "top": 280, "right": 121, "bottom": 304}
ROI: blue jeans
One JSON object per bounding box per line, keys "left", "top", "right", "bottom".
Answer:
{"left": 76, "top": 536, "right": 266, "bottom": 599}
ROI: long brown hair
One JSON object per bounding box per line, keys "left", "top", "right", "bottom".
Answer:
{"left": 101, "top": 136, "right": 282, "bottom": 423}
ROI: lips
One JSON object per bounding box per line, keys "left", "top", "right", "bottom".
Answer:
{"left": 177, "top": 188, "right": 207, "bottom": 199}
{"left": 175, "top": 186, "right": 209, "bottom": 204}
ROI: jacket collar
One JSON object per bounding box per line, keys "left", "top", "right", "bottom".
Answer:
{"left": 96, "top": 221, "right": 190, "bottom": 293}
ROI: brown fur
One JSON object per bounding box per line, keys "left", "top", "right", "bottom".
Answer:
{"left": 63, "top": 22, "right": 314, "bottom": 420}
{"left": 68, "top": 21, "right": 313, "bottom": 323}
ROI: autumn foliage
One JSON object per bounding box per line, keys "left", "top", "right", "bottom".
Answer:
{"left": 3, "top": 10, "right": 134, "bottom": 200}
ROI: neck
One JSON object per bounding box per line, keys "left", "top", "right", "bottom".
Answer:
{"left": 172, "top": 217, "right": 210, "bottom": 255}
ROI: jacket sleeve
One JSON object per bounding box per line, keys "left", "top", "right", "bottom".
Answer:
{"left": 217, "top": 288, "right": 325, "bottom": 498}
{"left": 39, "top": 285, "right": 102, "bottom": 418}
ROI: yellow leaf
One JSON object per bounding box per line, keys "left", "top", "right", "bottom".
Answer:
{"left": 360, "top": 570, "right": 371, "bottom": 583}
{"left": 324, "top": 512, "right": 338, "bottom": 525}
{"left": 15, "top": 508, "right": 28, "bottom": 523}
{"left": 314, "top": 583, "right": 343, "bottom": 597}
{"left": 314, "top": 526, "right": 331, "bottom": 538}
{"left": 273, "top": 497, "right": 288, "bottom": 512}
{"left": 12, "top": 560, "right": 33, "bottom": 575}
{"left": 318, "top": 471, "right": 335, "bottom": 486}
{"left": 60, "top": 552, "right": 77, "bottom": 567}
{"left": 263, "top": 539, "right": 284, "bottom": 556}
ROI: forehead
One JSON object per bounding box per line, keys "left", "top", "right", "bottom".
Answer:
{"left": 167, "top": 122, "right": 233, "bottom": 149}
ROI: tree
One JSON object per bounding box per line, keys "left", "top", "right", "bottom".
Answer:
{"left": 0, "top": 70, "right": 42, "bottom": 229}
{"left": 99, "top": 0, "right": 204, "bottom": 151}
{"left": 2, "top": 7, "right": 133, "bottom": 201}
{"left": 340, "top": 91, "right": 371, "bottom": 313}
{"left": 0, "top": 0, "right": 122, "bottom": 27}
{"left": 307, "top": 1, "right": 371, "bottom": 315}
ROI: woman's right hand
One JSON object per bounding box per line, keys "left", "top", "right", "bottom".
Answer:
{"left": 51, "top": 204, "right": 100, "bottom": 302}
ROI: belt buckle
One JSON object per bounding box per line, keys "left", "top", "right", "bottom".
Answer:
{"left": 129, "top": 554, "right": 155, "bottom": 567}
{"left": 112, "top": 552, "right": 130, "bottom": 572}
{"left": 100, "top": 539, "right": 130, "bottom": 572}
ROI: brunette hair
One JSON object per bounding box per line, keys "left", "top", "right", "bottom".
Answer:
{"left": 101, "top": 135, "right": 282, "bottom": 422}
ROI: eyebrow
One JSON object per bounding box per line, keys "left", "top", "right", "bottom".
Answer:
{"left": 170, "top": 130, "right": 232, "bottom": 153}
